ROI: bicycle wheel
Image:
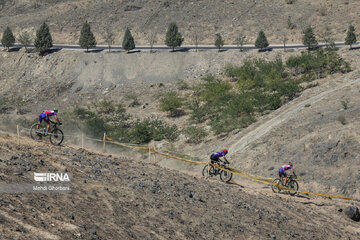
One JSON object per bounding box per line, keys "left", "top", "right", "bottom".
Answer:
{"left": 287, "top": 180, "right": 299, "bottom": 196}
{"left": 30, "top": 124, "right": 43, "bottom": 141}
{"left": 272, "top": 178, "right": 282, "bottom": 193}
{"left": 202, "top": 164, "right": 216, "bottom": 178}
{"left": 220, "top": 169, "right": 233, "bottom": 183}
{"left": 50, "top": 128, "right": 64, "bottom": 146}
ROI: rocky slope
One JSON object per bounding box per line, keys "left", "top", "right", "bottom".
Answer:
{"left": 0, "top": 132, "right": 359, "bottom": 239}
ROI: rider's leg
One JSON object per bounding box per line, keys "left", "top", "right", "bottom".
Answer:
{"left": 37, "top": 114, "right": 44, "bottom": 129}
{"left": 284, "top": 174, "right": 288, "bottom": 186}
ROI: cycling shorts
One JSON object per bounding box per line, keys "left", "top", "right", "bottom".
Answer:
{"left": 279, "top": 167, "right": 287, "bottom": 178}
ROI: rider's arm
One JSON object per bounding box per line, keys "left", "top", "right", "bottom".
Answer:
{"left": 223, "top": 156, "right": 229, "bottom": 163}
{"left": 54, "top": 115, "right": 61, "bottom": 123}
{"left": 291, "top": 168, "right": 296, "bottom": 177}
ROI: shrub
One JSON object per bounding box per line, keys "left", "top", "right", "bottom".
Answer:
{"left": 337, "top": 115, "right": 346, "bottom": 125}
{"left": 92, "top": 99, "right": 115, "bottom": 114}
{"left": 130, "top": 118, "right": 179, "bottom": 143}
{"left": 188, "top": 98, "right": 209, "bottom": 123}
{"left": 286, "top": 49, "right": 350, "bottom": 79}
{"left": 159, "top": 91, "right": 183, "bottom": 117}
{"left": 341, "top": 99, "right": 349, "bottom": 110}
{"left": 176, "top": 79, "right": 190, "bottom": 90}
{"left": 183, "top": 126, "right": 208, "bottom": 143}
{"left": 200, "top": 78, "right": 232, "bottom": 103}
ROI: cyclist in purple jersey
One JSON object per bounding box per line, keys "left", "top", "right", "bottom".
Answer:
{"left": 277, "top": 162, "right": 296, "bottom": 187}
{"left": 37, "top": 107, "right": 62, "bottom": 135}
{"left": 210, "top": 149, "right": 229, "bottom": 164}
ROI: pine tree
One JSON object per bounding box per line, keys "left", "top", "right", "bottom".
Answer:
{"left": 255, "top": 30, "right": 269, "bottom": 50}
{"left": 165, "top": 22, "right": 184, "bottom": 51}
{"left": 214, "top": 33, "right": 224, "bottom": 51}
{"left": 302, "top": 25, "right": 317, "bottom": 50}
{"left": 79, "top": 21, "right": 96, "bottom": 52}
{"left": 34, "top": 23, "right": 53, "bottom": 54}
{"left": 1, "top": 26, "right": 15, "bottom": 51}
{"left": 122, "top": 28, "right": 135, "bottom": 53}
{"left": 18, "top": 31, "right": 32, "bottom": 52}
{"left": 345, "top": 24, "right": 357, "bottom": 49}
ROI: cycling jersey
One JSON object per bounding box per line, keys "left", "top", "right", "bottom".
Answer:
{"left": 38, "top": 110, "right": 57, "bottom": 123}
{"left": 210, "top": 152, "right": 227, "bottom": 162}
{"left": 281, "top": 165, "right": 292, "bottom": 171}
{"left": 278, "top": 165, "right": 292, "bottom": 177}
{"left": 44, "top": 110, "right": 57, "bottom": 117}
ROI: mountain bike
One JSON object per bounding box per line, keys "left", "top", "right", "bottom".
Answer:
{"left": 30, "top": 122, "right": 64, "bottom": 146}
{"left": 202, "top": 159, "right": 233, "bottom": 183}
{"left": 272, "top": 174, "right": 299, "bottom": 196}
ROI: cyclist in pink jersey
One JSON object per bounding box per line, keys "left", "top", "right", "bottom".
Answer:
{"left": 277, "top": 162, "right": 296, "bottom": 187}
{"left": 37, "top": 107, "right": 62, "bottom": 135}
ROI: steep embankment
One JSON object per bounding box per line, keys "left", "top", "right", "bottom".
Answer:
{"left": 0, "top": 132, "right": 359, "bottom": 239}
{"left": 225, "top": 65, "right": 360, "bottom": 199}
{"left": 0, "top": 0, "right": 358, "bottom": 44}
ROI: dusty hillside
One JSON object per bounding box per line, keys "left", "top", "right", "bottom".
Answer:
{"left": 0, "top": 0, "right": 359, "bottom": 45}
{"left": 0, "top": 132, "right": 359, "bottom": 240}
{"left": 1, "top": 46, "right": 360, "bottom": 200}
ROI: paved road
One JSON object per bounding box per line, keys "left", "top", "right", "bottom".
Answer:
{"left": 1, "top": 42, "right": 358, "bottom": 52}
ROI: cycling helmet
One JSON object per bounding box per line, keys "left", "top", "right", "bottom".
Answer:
{"left": 53, "top": 107, "right": 58, "bottom": 113}
{"left": 223, "top": 149, "right": 228, "bottom": 154}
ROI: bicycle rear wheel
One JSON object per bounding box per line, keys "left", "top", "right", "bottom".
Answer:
{"left": 287, "top": 180, "right": 299, "bottom": 196}
{"left": 30, "top": 124, "right": 42, "bottom": 141}
{"left": 202, "top": 164, "right": 216, "bottom": 178}
{"left": 50, "top": 128, "right": 64, "bottom": 146}
{"left": 220, "top": 169, "right": 233, "bottom": 183}
{"left": 271, "top": 178, "right": 282, "bottom": 193}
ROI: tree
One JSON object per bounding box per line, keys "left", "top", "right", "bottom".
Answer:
{"left": 104, "top": 29, "right": 114, "bottom": 52}
{"left": 234, "top": 33, "right": 246, "bottom": 52}
{"left": 165, "top": 22, "right": 184, "bottom": 51}
{"left": 145, "top": 31, "right": 157, "bottom": 53}
{"left": 34, "top": 22, "right": 53, "bottom": 54}
{"left": 79, "top": 21, "right": 96, "bottom": 52}
{"left": 255, "top": 30, "right": 269, "bottom": 50}
{"left": 192, "top": 31, "right": 199, "bottom": 52}
{"left": 345, "top": 24, "right": 357, "bottom": 49}
{"left": 122, "top": 28, "right": 135, "bottom": 53}
{"left": 282, "top": 32, "right": 287, "bottom": 51}
{"left": 159, "top": 91, "right": 183, "bottom": 117}
{"left": 214, "top": 33, "right": 224, "bottom": 51}
{"left": 1, "top": 26, "right": 15, "bottom": 51}
{"left": 18, "top": 31, "right": 32, "bottom": 52}
{"left": 302, "top": 25, "right": 317, "bottom": 50}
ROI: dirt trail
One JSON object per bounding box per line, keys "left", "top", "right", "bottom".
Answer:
{"left": 229, "top": 73, "right": 360, "bottom": 156}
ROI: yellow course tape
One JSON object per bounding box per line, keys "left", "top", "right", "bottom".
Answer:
{"left": 104, "top": 138, "right": 355, "bottom": 201}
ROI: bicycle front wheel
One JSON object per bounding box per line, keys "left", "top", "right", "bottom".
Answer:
{"left": 202, "top": 164, "right": 216, "bottom": 178}
{"left": 287, "top": 180, "right": 299, "bottom": 196}
{"left": 272, "top": 178, "right": 282, "bottom": 193}
{"left": 30, "top": 124, "right": 42, "bottom": 141}
{"left": 220, "top": 169, "right": 233, "bottom": 183}
{"left": 50, "top": 129, "right": 64, "bottom": 146}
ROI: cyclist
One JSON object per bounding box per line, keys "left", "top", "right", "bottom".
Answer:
{"left": 210, "top": 149, "right": 229, "bottom": 165}
{"left": 37, "top": 108, "right": 61, "bottom": 135}
{"left": 277, "top": 162, "right": 296, "bottom": 187}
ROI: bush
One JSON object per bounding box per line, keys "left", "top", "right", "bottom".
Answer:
{"left": 130, "top": 118, "right": 179, "bottom": 144}
{"left": 92, "top": 99, "right": 115, "bottom": 114}
{"left": 159, "top": 91, "right": 183, "bottom": 117}
{"left": 286, "top": 49, "right": 350, "bottom": 79}
{"left": 183, "top": 126, "right": 208, "bottom": 143}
